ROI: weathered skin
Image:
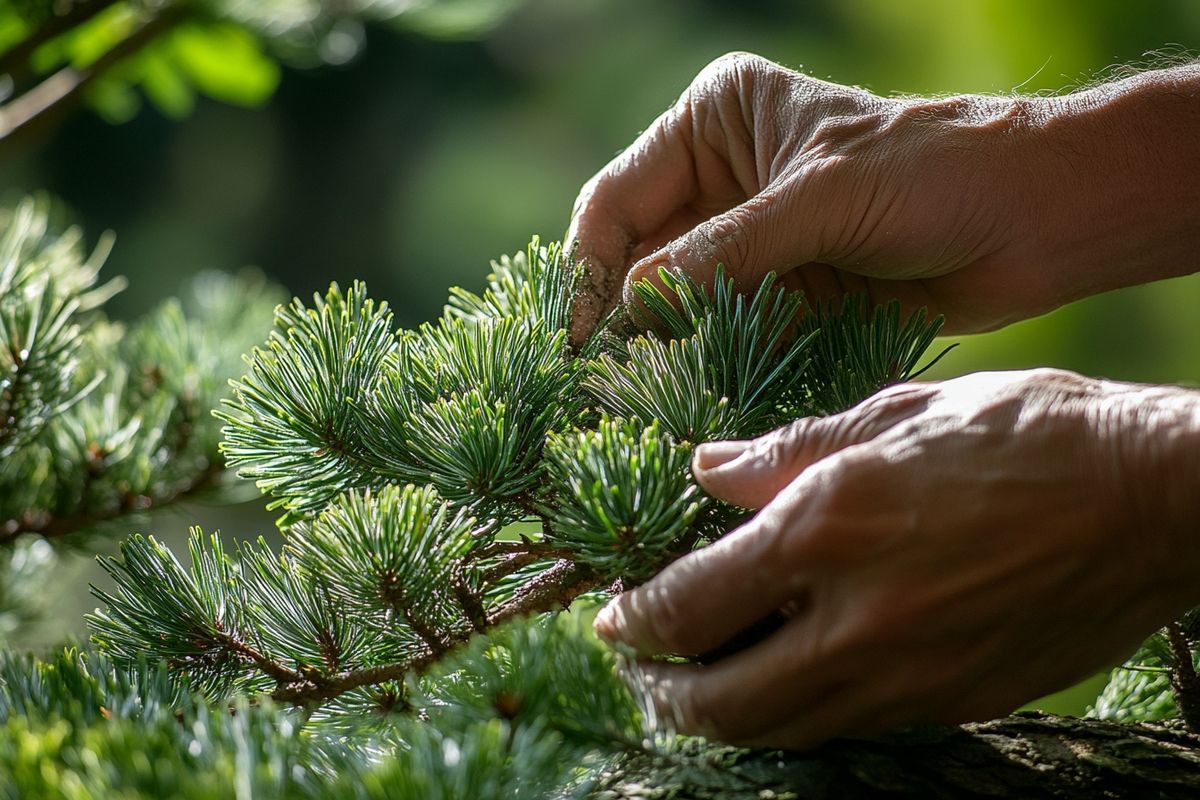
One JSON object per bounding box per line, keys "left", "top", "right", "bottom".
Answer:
{"left": 573, "top": 54, "right": 1200, "bottom": 750}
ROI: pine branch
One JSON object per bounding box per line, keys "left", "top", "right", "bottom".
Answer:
{"left": 270, "top": 562, "right": 602, "bottom": 706}
{"left": 488, "top": 560, "right": 601, "bottom": 625}
{"left": 0, "top": 460, "right": 221, "bottom": 543}
{"left": 211, "top": 628, "right": 305, "bottom": 687}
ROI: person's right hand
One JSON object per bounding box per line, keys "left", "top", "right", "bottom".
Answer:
{"left": 566, "top": 53, "right": 1200, "bottom": 340}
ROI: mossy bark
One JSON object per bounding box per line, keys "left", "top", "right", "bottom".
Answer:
{"left": 594, "top": 713, "right": 1200, "bottom": 799}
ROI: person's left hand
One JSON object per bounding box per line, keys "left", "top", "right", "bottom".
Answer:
{"left": 593, "top": 368, "right": 1200, "bottom": 748}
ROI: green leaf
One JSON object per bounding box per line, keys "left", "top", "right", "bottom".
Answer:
{"left": 138, "top": 47, "right": 195, "bottom": 118}
{"left": 168, "top": 22, "right": 280, "bottom": 107}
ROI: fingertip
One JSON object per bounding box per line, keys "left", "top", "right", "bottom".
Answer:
{"left": 621, "top": 256, "right": 668, "bottom": 307}
{"left": 693, "top": 440, "right": 752, "bottom": 473}
{"left": 593, "top": 600, "right": 619, "bottom": 642}
{"left": 693, "top": 451, "right": 777, "bottom": 509}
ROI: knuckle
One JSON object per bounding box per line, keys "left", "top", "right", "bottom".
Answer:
{"left": 852, "top": 382, "right": 933, "bottom": 425}
{"left": 749, "top": 422, "right": 805, "bottom": 472}
{"left": 1024, "top": 366, "right": 1077, "bottom": 386}
{"left": 686, "top": 53, "right": 786, "bottom": 113}
{"left": 703, "top": 51, "right": 776, "bottom": 84}
{"left": 701, "top": 209, "right": 753, "bottom": 269}
{"left": 776, "top": 416, "right": 820, "bottom": 454}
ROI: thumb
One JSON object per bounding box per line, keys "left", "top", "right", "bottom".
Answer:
{"left": 692, "top": 385, "right": 932, "bottom": 508}
{"left": 621, "top": 191, "right": 804, "bottom": 308}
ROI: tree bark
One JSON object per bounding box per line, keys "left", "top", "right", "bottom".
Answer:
{"left": 593, "top": 713, "right": 1200, "bottom": 799}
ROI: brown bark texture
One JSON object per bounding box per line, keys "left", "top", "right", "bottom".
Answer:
{"left": 593, "top": 713, "right": 1200, "bottom": 799}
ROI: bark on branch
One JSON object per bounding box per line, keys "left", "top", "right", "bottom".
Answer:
{"left": 0, "top": 462, "right": 224, "bottom": 544}
{"left": 270, "top": 562, "right": 603, "bottom": 706}
{"left": 595, "top": 713, "right": 1200, "bottom": 800}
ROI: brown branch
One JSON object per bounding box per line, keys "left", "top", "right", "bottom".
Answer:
{"left": 489, "top": 560, "right": 600, "bottom": 625}
{"left": 0, "top": 461, "right": 224, "bottom": 544}
{"left": 271, "top": 651, "right": 442, "bottom": 706}
{"left": 268, "top": 561, "right": 603, "bottom": 706}
{"left": 597, "top": 713, "right": 1200, "bottom": 800}
{"left": 215, "top": 631, "right": 305, "bottom": 686}
{"left": 451, "top": 567, "right": 488, "bottom": 632}
{"left": 0, "top": 0, "right": 124, "bottom": 84}
{"left": 398, "top": 603, "right": 449, "bottom": 655}
{"left": 1166, "top": 620, "right": 1200, "bottom": 731}
{"left": 0, "top": 3, "right": 189, "bottom": 143}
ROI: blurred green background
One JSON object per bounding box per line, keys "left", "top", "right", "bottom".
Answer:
{"left": 4, "top": 0, "right": 1199, "bottom": 713}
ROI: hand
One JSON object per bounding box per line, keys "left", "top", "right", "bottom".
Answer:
{"left": 594, "top": 369, "right": 1200, "bottom": 749}
{"left": 567, "top": 54, "right": 1200, "bottom": 340}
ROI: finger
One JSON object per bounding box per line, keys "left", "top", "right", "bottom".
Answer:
{"left": 621, "top": 188, "right": 807, "bottom": 309}
{"left": 594, "top": 503, "right": 808, "bottom": 657}
{"left": 629, "top": 205, "right": 711, "bottom": 264}
{"left": 693, "top": 384, "right": 932, "bottom": 509}
{"left": 631, "top": 613, "right": 856, "bottom": 743}
{"left": 566, "top": 102, "right": 699, "bottom": 340}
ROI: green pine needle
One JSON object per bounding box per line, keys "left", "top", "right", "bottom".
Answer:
{"left": 799, "top": 293, "right": 954, "bottom": 415}
{"left": 543, "top": 418, "right": 703, "bottom": 580}
{"left": 218, "top": 281, "right": 398, "bottom": 522}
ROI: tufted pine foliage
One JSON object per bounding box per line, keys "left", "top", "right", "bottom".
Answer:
{"left": 3, "top": 231, "right": 1193, "bottom": 797}
{"left": 62, "top": 235, "right": 958, "bottom": 796}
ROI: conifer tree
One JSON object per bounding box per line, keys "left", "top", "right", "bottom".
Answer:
{"left": 2, "top": 224, "right": 1199, "bottom": 798}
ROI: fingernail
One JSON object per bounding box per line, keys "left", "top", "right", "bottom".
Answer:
{"left": 693, "top": 440, "right": 751, "bottom": 472}
{"left": 627, "top": 259, "right": 661, "bottom": 287}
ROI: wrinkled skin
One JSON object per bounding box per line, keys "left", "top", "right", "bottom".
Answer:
{"left": 596, "top": 369, "right": 1200, "bottom": 748}
{"left": 567, "top": 53, "right": 1200, "bottom": 340}
{"left": 576, "top": 54, "right": 1200, "bottom": 749}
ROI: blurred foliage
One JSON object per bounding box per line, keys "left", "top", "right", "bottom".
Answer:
{"left": 0, "top": 0, "right": 523, "bottom": 128}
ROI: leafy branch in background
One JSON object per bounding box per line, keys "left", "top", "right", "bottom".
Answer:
{"left": 0, "top": 0, "right": 524, "bottom": 148}
{"left": 0, "top": 194, "right": 281, "bottom": 642}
